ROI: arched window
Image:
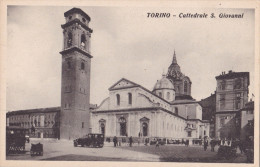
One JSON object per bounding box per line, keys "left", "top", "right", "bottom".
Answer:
{"left": 67, "top": 32, "right": 72, "bottom": 47}
{"left": 184, "top": 81, "right": 188, "bottom": 93}
{"left": 116, "top": 94, "right": 120, "bottom": 106}
{"left": 128, "top": 93, "right": 132, "bottom": 105}
{"left": 81, "top": 34, "right": 86, "bottom": 47}
{"left": 167, "top": 92, "right": 170, "bottom": 100}
{"left": 81, "top": 62, "right": 85, "bottom": 70}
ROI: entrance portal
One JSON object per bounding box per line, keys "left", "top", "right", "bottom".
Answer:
{"left": 101, "top": 123, "right": 105, "bottom": 135}
{"left": 142, "top": 122, "right": 148, "bottom": 137}
{"left": 119, "top": 117, "right": 127, "bottom": 136}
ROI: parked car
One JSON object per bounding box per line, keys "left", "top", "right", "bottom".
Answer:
{"left": 150, "top": 138, "right": 166, "bottom": 145}
{"left": 30, "top": 143, "right": 43, "bottom": 156}
{"left": 74, "top": 133, "right": 104, "bottom": 148}
{"left": 6, "top": 126, "right": 28, "bottom": 155}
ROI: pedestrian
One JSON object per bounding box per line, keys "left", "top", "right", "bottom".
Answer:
{"left": 238, "top": 140, "right": 244, "bottom": 154}
{"left": 113, "top": 136, "right": 117, "bottom": 147}
{"left": 145, "top": 138, "right": 149, "bottom": 146}
{"left": 227, "top": 139, "right": 231, "bottom": 146}
{"left": 118, "top": 137, "right": 122, "bottom": 146}
{"left": 156, "top": 139, "right": 159, "bottom": 148}
{"left": 186, "top": 140, "right": 189, "bottom": 147}
{"left": 129, "top": 136, "right": 133, "bottom": 147}
{"left": 221, "top": 138, "right": 225, "bottom": 146}
{"left": 210, "top": 139, "right": 215, "bottom": 152}
{"left": 204, "top": 139, "right": 208, "bottom": 151}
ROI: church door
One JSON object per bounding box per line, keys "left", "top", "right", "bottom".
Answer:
{"left": 142, "top": 122, "right": 148, "bottom": 137}
{"left": 101, "top": 123, "right": 105, "bottom": 135}
{"left": 119, "top": 117, "right": 127, "bottom": 136}
{"left": 140, "top": 117, "right": 149, "bottom": 137}
{"left": 120, "top": 122, "right": 126, "bottom": 136}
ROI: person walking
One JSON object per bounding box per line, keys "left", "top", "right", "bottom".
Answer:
{"left": 129, "top": 136, "right": 133, "bottom": 147}
{"left": 156, "top": 139, "right": 159, "bottom": 148}
{"left": 210, "top": 139, "right": 215, "bottom": 152}
{"left": 186, "top": 139, "right": 189, "bottom": 147}
{"left": 113, "top": 136, "right": 117, "bottom": 147}
{"left": 204, "top": 139, "right": 208, "bottom": 151}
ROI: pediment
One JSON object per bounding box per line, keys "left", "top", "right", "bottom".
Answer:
{"left": 109, "top": 78, "right": 140, "bottom": 91}
{"left": 99, "top": 119, "right": 106, "bottom": 122}
{"left": 140, "top": 117, "right": 150, "bottom": 122}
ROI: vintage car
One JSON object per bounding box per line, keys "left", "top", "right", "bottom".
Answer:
{"left": 30, "top": 143, "right": 43, "bottom": 156}
{"left": 74, "top": 133, "right": 104, "bottom": 148}
{"left": 6, "top": 126, "right": 28, "bottom": 155}
{"left": 150, "top": 137, "right": 166, "bottom": 145}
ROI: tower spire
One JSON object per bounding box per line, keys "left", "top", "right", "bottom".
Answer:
{"left": 172, "top": 50, "right": 177, "bottom": 64}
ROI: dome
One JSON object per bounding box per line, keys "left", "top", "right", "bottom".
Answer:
{"left": 153, "top": 74, "right": 174, "bottom": 91}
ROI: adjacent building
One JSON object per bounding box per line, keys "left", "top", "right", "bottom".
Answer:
{"left": 215, "top": 71, "right": 250, "bottom": 139}
{"left": 200, "top": 92, "right": 216, "bottom": 137}
{"left": 6, "top": 107, "right": 60, "bottom": 138}
{"left": 236, "top": 101, "right": 254, "bottom": 141}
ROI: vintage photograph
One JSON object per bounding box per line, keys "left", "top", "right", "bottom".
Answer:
{"left": 3, "top": 4, "right": 257, "bottom": 165}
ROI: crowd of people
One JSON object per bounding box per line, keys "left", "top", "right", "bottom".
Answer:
{"left": 203, "top": 137, "right": 254, "bottom": 154}
{"left": 108, "top": 136, "right": 253, "bottom": 154}
{"left": 112, "top": 136, "right": 133, "bottom": 147}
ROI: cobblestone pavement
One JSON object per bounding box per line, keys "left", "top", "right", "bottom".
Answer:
{"left": 6, "top": 139, "right": 249, "bottom": 163}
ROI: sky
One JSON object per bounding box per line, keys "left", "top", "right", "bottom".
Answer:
{"left": 6, "top": 6, "right": 255, "bottom": 111}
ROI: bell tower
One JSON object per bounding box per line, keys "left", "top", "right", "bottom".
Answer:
{"left": 60, "top": 8, "right": 93, "bottom": 140}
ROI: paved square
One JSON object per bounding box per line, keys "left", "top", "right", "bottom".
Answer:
{"left": 6, "top": 139, "right": 249, "bottom": 163}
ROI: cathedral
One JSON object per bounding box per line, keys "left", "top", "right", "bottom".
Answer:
{"left": 91, "top": 52, "right": 210, "bottom": 140}
{"left": 6, "top": 8, "right": 210, "bottom": 141}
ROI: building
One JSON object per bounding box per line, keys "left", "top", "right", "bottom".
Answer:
{"left": 199, "top": 92, "right": 216, "bottom": 137}
{"left": 91, "top": 53, "right": 210, "bottom": 141}
{"left": 6, "top": 8, "right": 210, "bottom": 141}
{"left": 6, "top": 104, "right": 97, "bottom": 139}
{"left": 59, "top": 8, "right": 93, "bottom": 139}
{"left": 215, "top": 71, "right": 250, "bottom": 139}
{"left": 236, "top": 101, "right": 254, "bottom": 141}
{"left": 6, "top": 107, "right": 60, "bottom": 138}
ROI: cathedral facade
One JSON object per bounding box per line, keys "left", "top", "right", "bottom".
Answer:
{"left": 91, "top": 53, "right": 210, "bottom": 140}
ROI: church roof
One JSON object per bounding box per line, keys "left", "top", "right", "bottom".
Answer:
{"left": 64, "top": 7, "right": 91, "bottom": 21}
{"left": 153, "top": 74, "right": 174, "bottom": 91}
{"left": 108, "top": 78, "right": 140, "bottom": 91}
{"left": 108, "top": 78, "right": 173, "bottom": 105}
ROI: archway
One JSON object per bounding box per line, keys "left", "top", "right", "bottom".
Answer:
{"left": 140, "top": 117, "right": 149, "bottom": 137}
